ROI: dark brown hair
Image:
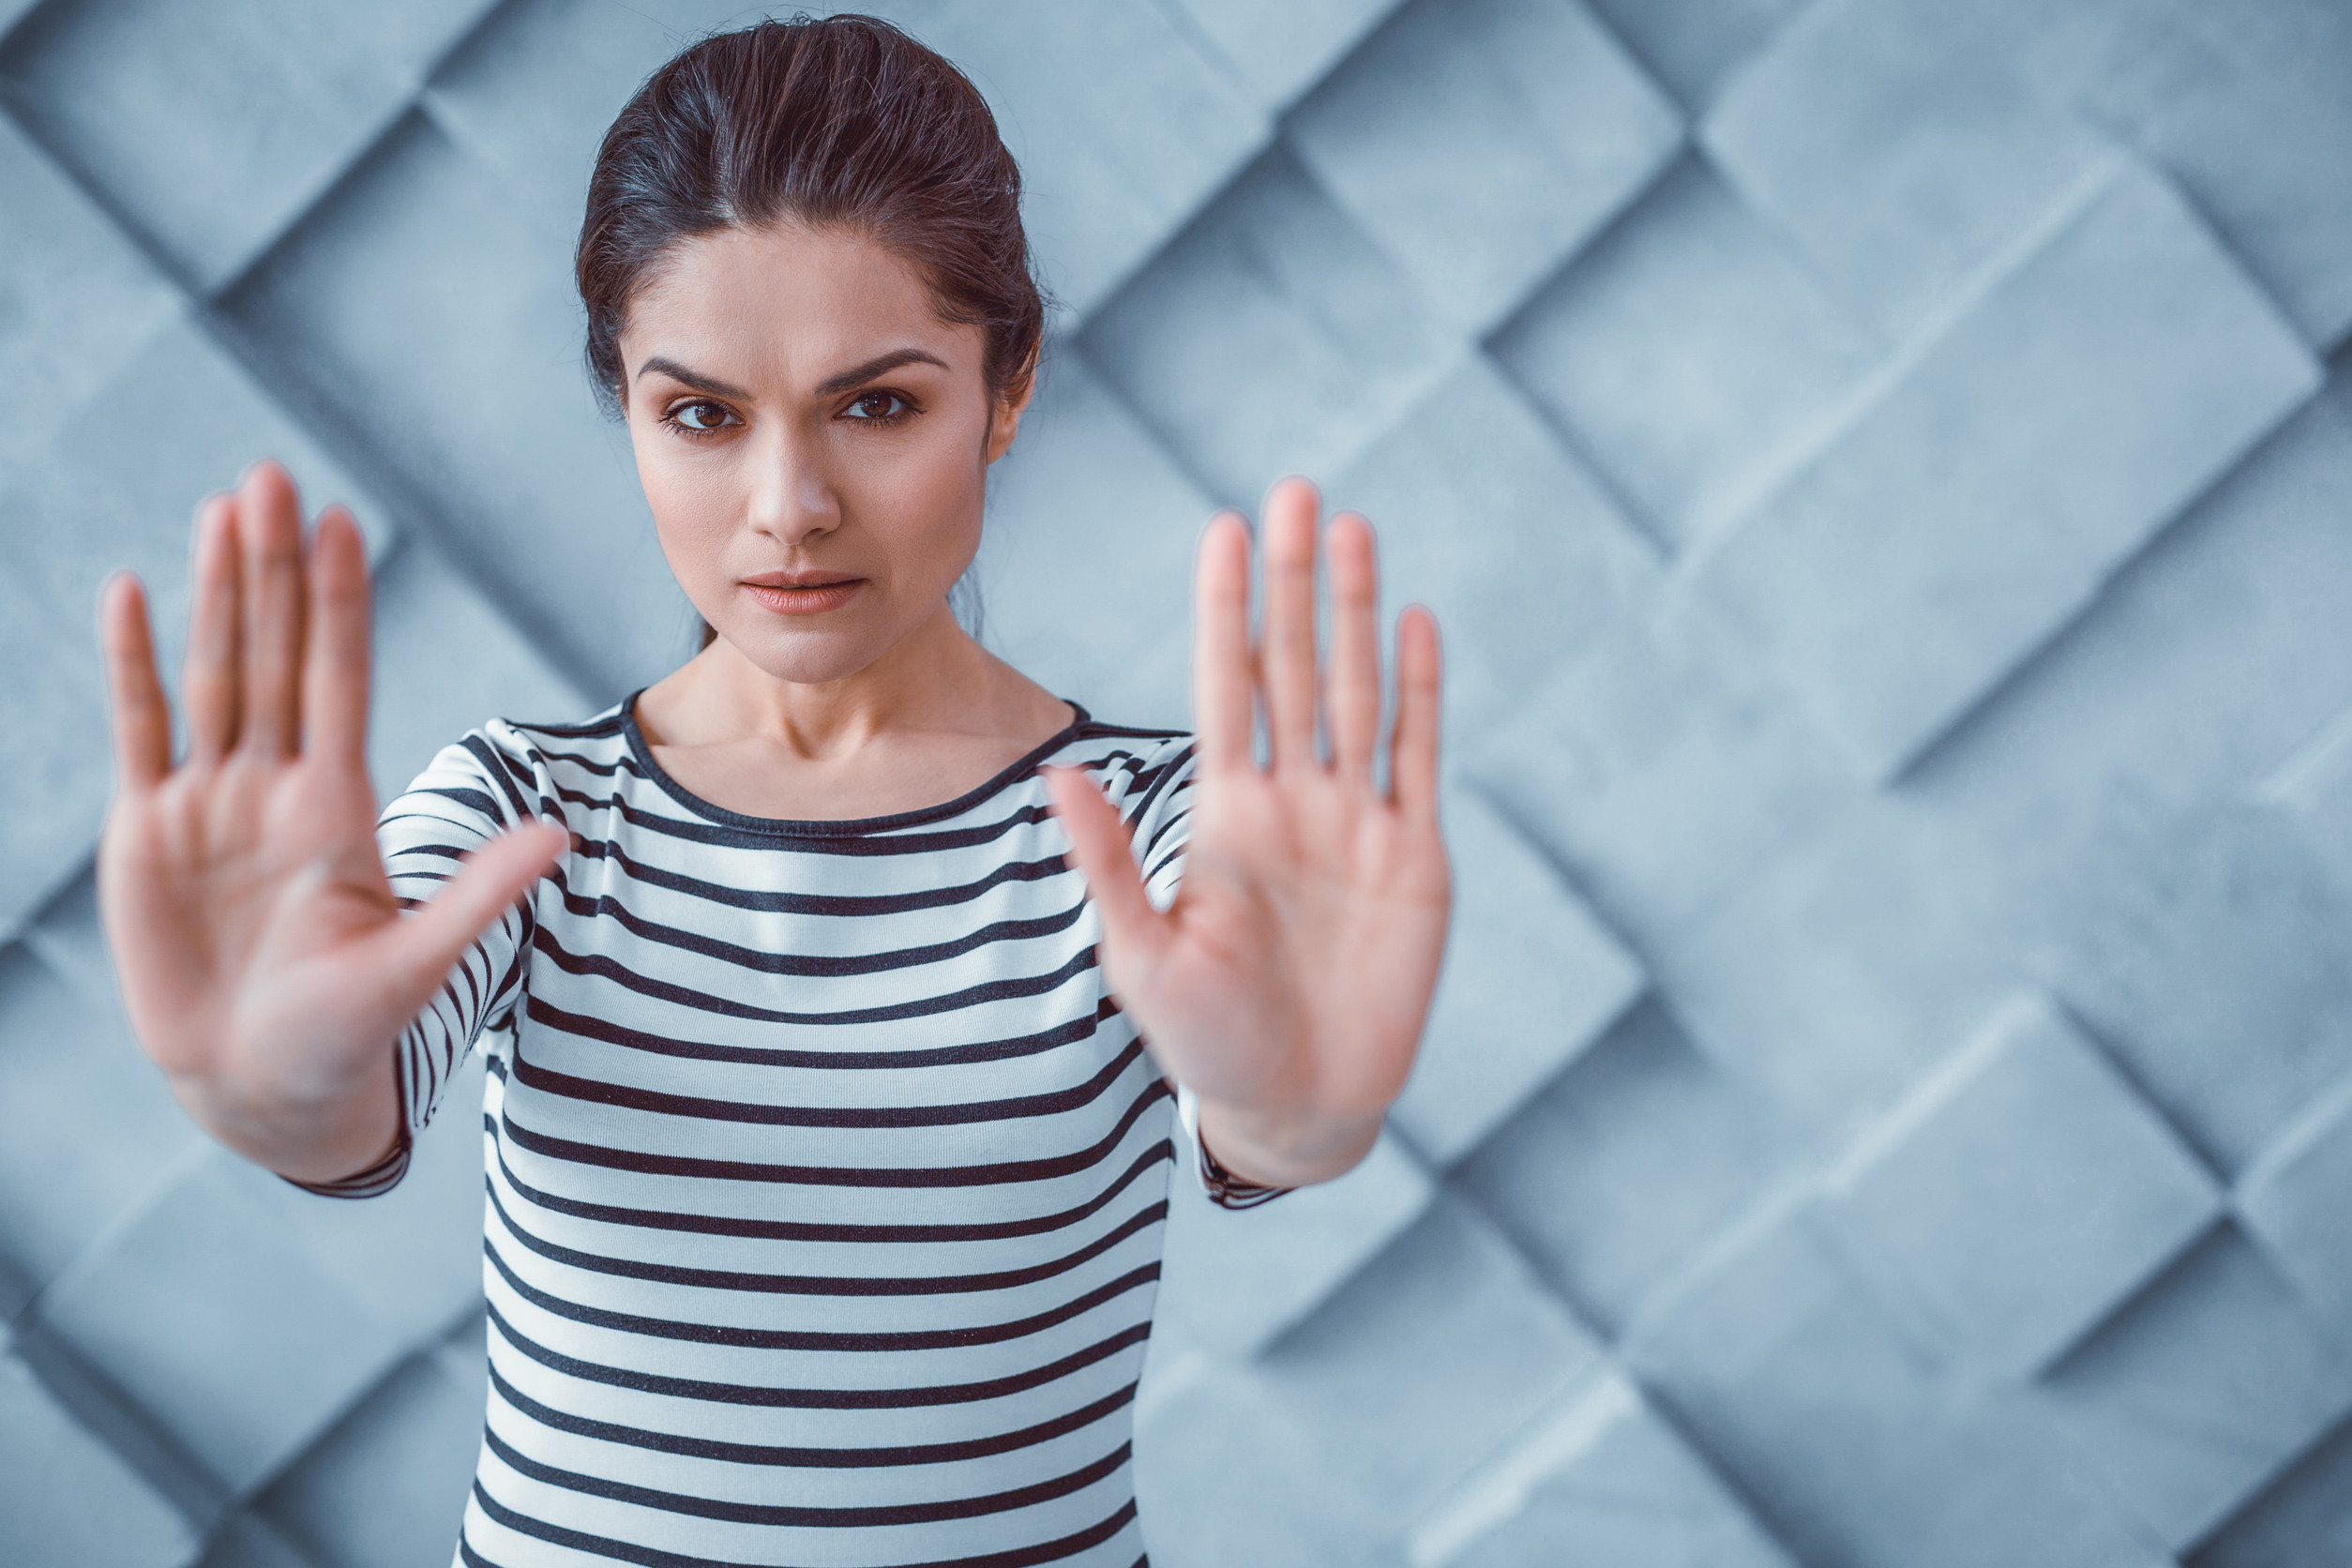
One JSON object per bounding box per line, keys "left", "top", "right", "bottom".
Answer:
{"left": 576, "top": 13, "right": 1045, "bottom": 419}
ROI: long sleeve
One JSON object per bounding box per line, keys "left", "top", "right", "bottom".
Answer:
{"left": 280, "top": 725, "right": 547, "bottom": 1199}
{"left": 1116, "top": 734, "right": 1290, "bottom": 1210}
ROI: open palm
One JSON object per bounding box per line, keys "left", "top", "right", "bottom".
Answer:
{"left": 1046, "top": 477, "right": 1450, "bottom": 1185}
{"left": 98, "top": 462, "right": 564, "bottom": 1183}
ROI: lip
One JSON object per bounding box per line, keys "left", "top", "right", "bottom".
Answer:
{"left": 742, "top": 570, "right": 860, "bottom": 588}
{"left": 740, "top": 573, "right": 866, "bottom": 615}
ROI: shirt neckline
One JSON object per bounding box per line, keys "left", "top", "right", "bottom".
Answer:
{"left": 618, "top": 690, "right": 1093, "bottom": 838}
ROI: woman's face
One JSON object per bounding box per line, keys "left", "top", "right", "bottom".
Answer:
{"left": 615, "top": 222, "right": 1023, "bottom": 685}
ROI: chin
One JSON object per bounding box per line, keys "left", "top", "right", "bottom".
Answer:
{"left": 723, "top": 623, "right": 894, "bottom": 686}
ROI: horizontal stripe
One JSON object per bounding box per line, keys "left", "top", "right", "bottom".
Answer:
{"left": 545, "top": 776, "right": 1064, "bottom": 857}
{"left": 470, "top": 1479, "right": 1138, "bottom": 1568}
{"left": 487, "top": 1177, "right": 1167, "bottom": 1297}
{"left": 509, "top": 1036, "right": 1147, "bottom": 1128}
{"left": 491, "top": 1136, "right": 1172, "bottom": 1244}
{"left": 487, "top": 1359, "right": 1139, "bottom": 1469}
{"left": 488, "top": 1300, "right": 1153, "bottom": 1409}
{"left": 573, "top": 835, "right": 1078, "bottom": 917}
{"left": 530, "top": 737, "right": 636, "bottom": 776}
{"left": 482, "top": 1422, "right": 1130, "bottom": 1528}
{"left": 530, "top": 926, "right": 1103, "bottom": 1027}
{"left": 521, "top": 989, "right": 1121, "bottom": 1072}
{"left": 539, "top": 868, "right": 1092, "bottom": 979}
{"left": 486, "top": 1237, "right": 1161, "bottom": 1352}
{"left": 496, "top": 1076, "right": 1171, "bottom": 1187}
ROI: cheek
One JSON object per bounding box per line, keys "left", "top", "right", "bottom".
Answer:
{"left": 857, "top": 420, "right": 989, "bottom": 573}
{"left": 632, "top": 436, "right": 740, "bottom": 579}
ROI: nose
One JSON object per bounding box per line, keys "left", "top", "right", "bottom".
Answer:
{"left": 746, "top": 421, "right": 841, "bottom": 547}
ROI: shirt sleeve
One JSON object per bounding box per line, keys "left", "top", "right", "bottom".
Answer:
{"left": 1174, "top": 1079, "right": 1293, "bottom": 1210}
{"left": 1119, "top": 736, "right": 1291, "bottom": 1210}
{"left": 280, "top": 724, "right": 549, "bottom": 1199}
{"left": 1123, "top": 735, "right": 1196, "bottom": 915}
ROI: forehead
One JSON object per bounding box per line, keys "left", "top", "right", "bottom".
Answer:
{"left": 623, "top": 222, "right": 980, "bottom": 379}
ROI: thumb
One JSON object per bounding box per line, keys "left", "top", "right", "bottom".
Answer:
{"left": 385, "top": 821, "right": 567, "bottom": 986}
{"left": 1043, "top": 765, "right": 1170, "bottom": 972}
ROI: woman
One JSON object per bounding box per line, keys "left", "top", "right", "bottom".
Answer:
{"left": 95, "top": 16, "right": 1448, "bottom": 1567}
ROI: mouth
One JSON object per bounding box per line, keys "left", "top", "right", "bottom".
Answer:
{"left": 740, "top": 572, "right": 866, "bottom": 615}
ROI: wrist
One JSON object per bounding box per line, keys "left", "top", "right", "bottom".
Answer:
{"left": 168, "top": 1047, "right": 400, "bottom": 1184}
{"left": 1192, "top": 1092, "right": 1384, "bottom": 1188}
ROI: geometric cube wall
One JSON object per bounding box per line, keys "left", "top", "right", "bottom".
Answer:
{"left": 4, "top": 1, "right": 2352, "bottom": 1564}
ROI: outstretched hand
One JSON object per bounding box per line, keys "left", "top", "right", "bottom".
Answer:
{"left": 96, "top": 461, "right": 565, "bottom": 1184}
{"left": 1044, "top": 477, "right": 1450, "bottom": 1186}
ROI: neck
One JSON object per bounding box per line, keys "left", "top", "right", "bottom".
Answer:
{"left": 639, "top": 599, "right": 1055, "bottom": 760}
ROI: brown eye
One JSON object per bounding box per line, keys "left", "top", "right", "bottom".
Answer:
{"left": 845, "top": 391, "right": 908, "bottom": 421}
{"left": 671, "top": 400, "right": 731, "bottom": 432}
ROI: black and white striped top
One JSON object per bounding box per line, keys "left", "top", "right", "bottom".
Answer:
{"left": 298, "top": 698, "right": 1278, "bottom": 1568}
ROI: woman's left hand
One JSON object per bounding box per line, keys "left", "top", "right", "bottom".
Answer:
{"left": 1044, "top": 476, "right": 1450, "bottom": 1187}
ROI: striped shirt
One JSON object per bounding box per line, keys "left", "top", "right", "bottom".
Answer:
{"left": 294, "top": 698, "right": 1281, "bottom": 1567}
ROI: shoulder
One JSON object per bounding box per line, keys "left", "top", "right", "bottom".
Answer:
{"left": 1057, "top": 712, "right": 1192, "bottom": 769}
{"left": 1052, "top": 715, "right": 1194, "bottom": 810}
{"left": 1048, "top": 715, "right": 1197, "bottom": 836}
{"left": 385, "top": 701, "right": 631, "bottom": 830}
{"left": 490, "top": 702, "right": 633, "bottom": 779}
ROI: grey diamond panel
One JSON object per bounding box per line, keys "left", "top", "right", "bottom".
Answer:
{"left": 0, "top": 0, "right": 500, "bottom": 291}
{"left": 4, "top": 2, "right": 2352, "bottom": 1565}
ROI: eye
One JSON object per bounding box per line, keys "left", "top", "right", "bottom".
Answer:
{"left": 843, "top": 390, "right": 912, "bottom": 422}
{"left": 664, "top": 399, "right": 736, "bottom": 435}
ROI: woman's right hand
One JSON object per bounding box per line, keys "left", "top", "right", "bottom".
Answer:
{"left": 96, "top": 460, "right": 565, "bottom": 1185}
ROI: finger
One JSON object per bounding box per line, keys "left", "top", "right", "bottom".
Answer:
{"left": 1192, "top": 511, "right": 1254, "bottom": 773}
{"left": 237, "top": 460, "right": 307, "bottom": 757}
{"left": 184, "top": 492, "right": 241, "bottom": 763}
{"left": 99, "top": 574, "right": 172, "bottom": 793}
{"left": 1389, "top": 605, "right": 1442, "bottom": 818}
{"left": 1326, "top": 511, "right": 1380, "bottom": 785}
{"left": 387, "top": 822, "right": 568, "bottom": 988}
{"left": 1042, "top": 765, "right": 1171, "bottom": 972}
{"left": 1259, "top": 476, "right": 1320, "bottom": 770}
{"left": 303, "top": 506, "right": 373, "bottom": 769}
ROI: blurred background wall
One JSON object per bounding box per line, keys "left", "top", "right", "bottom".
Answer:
{"left": 3, "top": 0, "right": 2352, "bottom": 1564}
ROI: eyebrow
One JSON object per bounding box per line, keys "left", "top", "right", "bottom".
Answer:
{"left": 632, "top": 348, "right": 950, "bottom": 400}
{"left": 814, "top": 347, "right": 950, "bottom": 396}
{"left": 633, "top": 356, "right": 749, "bottom": 399}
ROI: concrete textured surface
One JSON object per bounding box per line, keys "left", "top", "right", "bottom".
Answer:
{"left": 1, "top": 0, "right": 2349, "bottom": 1563}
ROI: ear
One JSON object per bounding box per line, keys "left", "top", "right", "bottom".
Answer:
{"left": 983, "top": 347, "right": 1040, "bottom": 465}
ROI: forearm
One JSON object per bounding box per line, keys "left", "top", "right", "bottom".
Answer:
{"left": 1192, "top": 1089, "right": 1384, "bottom": 1188}
{"left": 164, "top": 1042, "right": 403, "bottom": 1186}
